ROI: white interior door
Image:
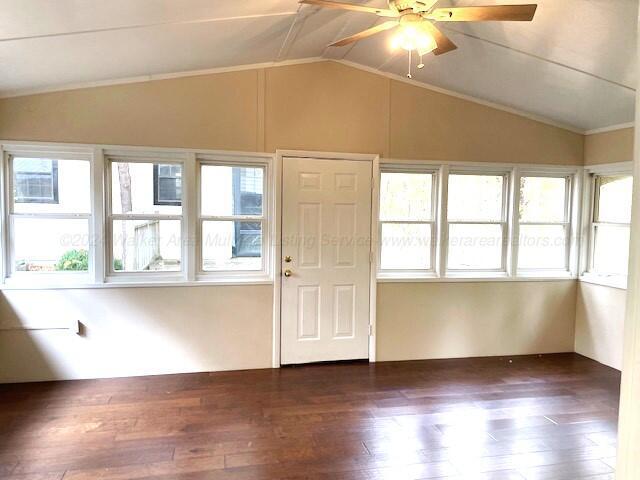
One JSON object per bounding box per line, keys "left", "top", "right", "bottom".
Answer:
{"left": 280, "top": 157, "right": 372, "bottom": 365}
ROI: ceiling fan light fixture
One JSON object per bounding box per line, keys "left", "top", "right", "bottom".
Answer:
{"left": 390, "top": 24, "right": 436, "bottom": 54}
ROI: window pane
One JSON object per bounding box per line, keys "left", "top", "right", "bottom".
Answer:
{"left": 13, "top": 218, "right": 89, "bottom": 272}
{"left": 111, "top": 162, "right": 182, "bottom": 215}
{"left": 380, "top": 223, "right": 431, "bottom": 270}
{"left": 596, "top": 175, "right": 633, "bottom": 223}
{"left": 518, "top": 225, "right": 567, "bottom": 270}
{"left": 380, "top": 172, "right": 432, "bottom": 221}
{"left": 112, "top": 219, "right": 181, "bottom": 272}
{"left": 593, "top": 225, "right": 630, "bottom": 276}
{"left": 448, "top": 174, "right": 504, "bottom": 221}
{"left": 154, "top": 164, "right": 182, "bottom": 206}
{"left": 13, "top": 158, "right": 90, "bottom": 214}
{"left": 201, "top": 165, "right": 263, "bottom": 217}
{"left": 448, "top": 224, "right": 503, "bottom": 270}
{"left": 202, "top": 221, "right": 262, "bottom": 271}
{"left": 520, "top": 176, "right": 567, "bottom": 222}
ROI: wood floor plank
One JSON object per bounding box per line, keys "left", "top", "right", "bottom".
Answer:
{"left": 0, "top": 353, "right": 620, "bottom": 479}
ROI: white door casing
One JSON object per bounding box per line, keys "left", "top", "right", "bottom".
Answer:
{"left": 280, "top": 157, "right": 372, "bottom": 364}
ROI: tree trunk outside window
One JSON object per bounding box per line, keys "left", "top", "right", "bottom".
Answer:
{"left": 117, "top": 163, "right": 132, "bottom": 269}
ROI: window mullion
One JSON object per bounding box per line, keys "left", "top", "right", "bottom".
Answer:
{"left": 184, "top": 153, "right": 197, "bottom": 282}
{"left": 437, "top": 164, "right": 449, "bottom": 276}
{"left": 508, "top": 167, "right": 520, "bottom": 276}
{"left": 110, "top": 213, "right": 183, "bottom": 221}
{"left": 0, "top": 148, "right": 7, "bottom": 283}
{"left": 200, "top": 215, "right": 264, "bottom": 222}
{"left": 91, "top": 147, "right": 105, "bottom": 283}
{"left": 379, "top": 220, "right": 432, "bottom": 225}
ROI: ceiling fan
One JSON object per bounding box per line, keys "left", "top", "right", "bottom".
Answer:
{"left": 300, "top": 1, "right": 538, "bottom": 77}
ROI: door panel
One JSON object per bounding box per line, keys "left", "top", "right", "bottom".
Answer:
{"left": 281, "top": 157, "right": 372, "bottom": 365}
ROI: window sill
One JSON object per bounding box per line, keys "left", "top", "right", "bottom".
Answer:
{"left": 377, "top": 271, "right": 438, "bottom": 282}
{"left": 579, "top": 273, "right": 627, "bottom": 290}
{"left": 0, "top": 277, "right": 273, "bottom": 290}
{"left": 377, "top": 274, "right": 577, "bottom": 283}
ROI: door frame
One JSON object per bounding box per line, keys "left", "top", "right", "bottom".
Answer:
{"left": 272, "top": 150, "right": 380, "bottom": 368}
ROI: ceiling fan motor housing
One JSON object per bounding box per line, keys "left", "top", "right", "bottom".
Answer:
{"left": 390, "top": 0, "right": 430, "bottom": 12}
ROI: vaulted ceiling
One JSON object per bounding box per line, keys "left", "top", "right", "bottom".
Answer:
{"left": 0, "top": 0, "right": 636, "bottom": 132}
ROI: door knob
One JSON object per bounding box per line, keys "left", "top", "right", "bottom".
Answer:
{"left": 283, "top": 269, "right": 292, "bottom": 277}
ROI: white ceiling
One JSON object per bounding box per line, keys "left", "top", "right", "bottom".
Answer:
{"left": 0, "top": 0, "right": 637, "bottom": 132}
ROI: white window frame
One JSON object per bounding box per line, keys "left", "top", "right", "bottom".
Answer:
{"left": 377, "top": 165, "right": 439, "bottom": 279}
{"left": 580, "top": 162, "right": 633, "bottom": 289}
{"left": 2, "top": 145, "right": 94, "bottom": 286}
{"left": 445, "top": 168, "right": 511, "bottom": 276}
{"left": 196, "top": 155, "right": 271, "bottom": 281}
{"left": 376, "top": 160, "right": 581, "bottom": 282}
{"left": 515, "top": 171, "right": 574, "bottom": 275}
{"left": 104, "top": 152, "right": 186, "bottom": 282}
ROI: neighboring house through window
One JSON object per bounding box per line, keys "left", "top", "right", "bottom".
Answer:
{"left": 153, "top": 164, "right": 182, "bottom": 206}
{"left": 232, "top": 167, "right": 262, "bottom": 258}
{"left": 14, "top": 158, "right": 59, "bottom": 204}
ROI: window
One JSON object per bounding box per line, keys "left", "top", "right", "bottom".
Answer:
{"left": 517, "top": 175, "right": 571, "bottom": 271}
{"left": 446, "top": 173, "right": 507, "bottom": 271}
{"left": 199, "top": 163, "right": 265, "bottom": 272}
{"left": 153, "top": 164, "right": 182, "bottom": 206}
{"left": 232, "top": 167, "right": 262, "bottom": 258}
{"left": 8, "top": 156, "right": 91, "bottom": 275}
{"left": 588, "top": 174, "right": 633, "bottom": 278}
{"left": 14, "top": 158, "right": 59, "bottom": 203}
{"left": 379, "top": 171, "right": 436, "bottom": 273}
{"left": 109, "top": 159, "right": 183, "bottom": 273}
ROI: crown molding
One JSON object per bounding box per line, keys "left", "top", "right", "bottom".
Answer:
{"left": 584, "top": 123, "right": 635, "bottom": 136}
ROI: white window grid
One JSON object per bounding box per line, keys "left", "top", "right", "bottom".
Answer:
{"left": 196, "top": 157, "right": 270, "bottom": 280}
{"left": 3, "top": 149, "right": 93, "bottom": 282}
{"left": 378, "top": 166, "right": 439, "bottom": 278}
{"left": 445, "top": 169, "right": 511, "bottom": 274}
{"left": 586, "top": 172, "right": 632, "bottom": 277}
{"left": 515, "top": 172, "right": 574, "bottom": 273}
{"left": 0, "top": 141, "right": 585, "bottom": 287}
{"left": 104, "top": 154, "right": 185, "bottom": 281}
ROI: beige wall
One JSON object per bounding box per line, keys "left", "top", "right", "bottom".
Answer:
{"left": 0, "top": 70, "right": 262, "bottom": 152}
{"left": 0, "top": 286, "right": 273, "bottom": 383}
{"left": 0, "top": 60, "right": 584, "bottom": 164}
{"left": 377, "top": 281, "right": 576, "bottom": 361}
{"left": 0, "top": 60, "right": 589, "bottom": 382}
{"left": 584, "top": 127, "right": 635, "bottom": 165}
{"left": 574, "top": 282, "right": 626, "bottom": 370}
{"left": 388, "top": 81, "right": 583, "bottom": 164}
{"left": 573, "top": 127, "right": 633, "bottom": 371}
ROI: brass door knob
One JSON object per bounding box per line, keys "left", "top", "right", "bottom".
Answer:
{"left": 283, "top": 269, "right": 292, "bottom": 277}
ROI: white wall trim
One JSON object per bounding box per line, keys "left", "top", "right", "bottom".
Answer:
{"left": 583, "top": 161, "right": 634, "bottom": 174}
{"left": 274, "top": 149, "right": 379, "bottom": 367}
{"left": 585, "top": 123, "right": 635, "bottom": 136}
{"left": 0, "top": 140, "right": 275, "bottom": 160}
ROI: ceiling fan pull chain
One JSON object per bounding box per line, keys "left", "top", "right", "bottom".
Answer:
{"left": 407, "top": 49, "right": 412, "bottom": 79}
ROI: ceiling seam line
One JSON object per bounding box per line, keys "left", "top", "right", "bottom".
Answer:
{"left": 441, "top": 26, "right": 636, "bottom": 92}
{"left": 276, "top": 5, "right": 304, "bottom": 62}
{"left": 0, "top": 11, "right": 298, "bottom": 43}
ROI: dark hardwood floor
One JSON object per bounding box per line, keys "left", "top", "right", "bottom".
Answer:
{"left": 0, "top": 353, "right": 620, "bottom": 480}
